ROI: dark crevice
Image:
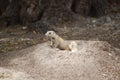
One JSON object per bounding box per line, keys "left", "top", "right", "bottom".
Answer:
{"left": 89, "top": 6, "right": 97, "bottom": 17}
{"left": 37, "top": 10, "right": 44, "bottom": 21}
{"left": 71, "top": 0, "right": 76, "bottom": 13}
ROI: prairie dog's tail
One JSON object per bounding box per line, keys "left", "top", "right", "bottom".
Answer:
{"left": 69, "top": 41, "right": 78, "bottom": 52}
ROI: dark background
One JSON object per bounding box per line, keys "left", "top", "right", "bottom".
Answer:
{"left": 0, "top": 0, "right": 120, "bottom": 53}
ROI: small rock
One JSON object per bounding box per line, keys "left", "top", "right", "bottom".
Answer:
{"left": 93, "top": 24, "right": 96, "bottom": 27}
{"left": 106, "top": 17, "right": 111, "bottom": 23}
{"left": 22, "top": 26, "right": 27, "bottom": 30}
{"left": 20, "top": 38, "right": 31, "bottom": 41}
{"left": 92, "top": 19, "right": 97, "bottom": 23}
{"left": 102, "top": 73, "right": 107, "bottom": 77}
{"left": 108, "top": 53, "right": 112, "bottom": 56}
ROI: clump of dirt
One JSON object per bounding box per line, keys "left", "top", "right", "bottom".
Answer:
{"left": 0, "top": 67, "right": 34, "bottom": 80}
{"left": 0, "top": 41, "right": 120, "bottom": 80}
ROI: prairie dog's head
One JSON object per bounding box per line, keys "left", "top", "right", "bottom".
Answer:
{"left": 45, "top": 31, "right": 56, "bottom": 38}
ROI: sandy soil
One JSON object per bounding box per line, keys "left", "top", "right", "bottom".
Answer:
{"left": 0, "top": 41, "right": 120, "bottom": 80}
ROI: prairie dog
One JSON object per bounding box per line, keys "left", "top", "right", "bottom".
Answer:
{"left": 45, "top": 31, "right": 78, "bottom": 52}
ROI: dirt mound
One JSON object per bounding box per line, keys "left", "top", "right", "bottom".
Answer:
{"left": 0, "top": 67, "right": 34, "bottom": 80}
{"left": 0, "top": 41, "right": 120, "bottom": 80}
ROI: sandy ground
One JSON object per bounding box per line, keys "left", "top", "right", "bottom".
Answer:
{"left": 0, "top": 40, "right": 120, "bottom": 80}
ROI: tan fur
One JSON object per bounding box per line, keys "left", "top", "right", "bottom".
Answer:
{"left": 45, "top": 31, "right": 78, "bottom": 52}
